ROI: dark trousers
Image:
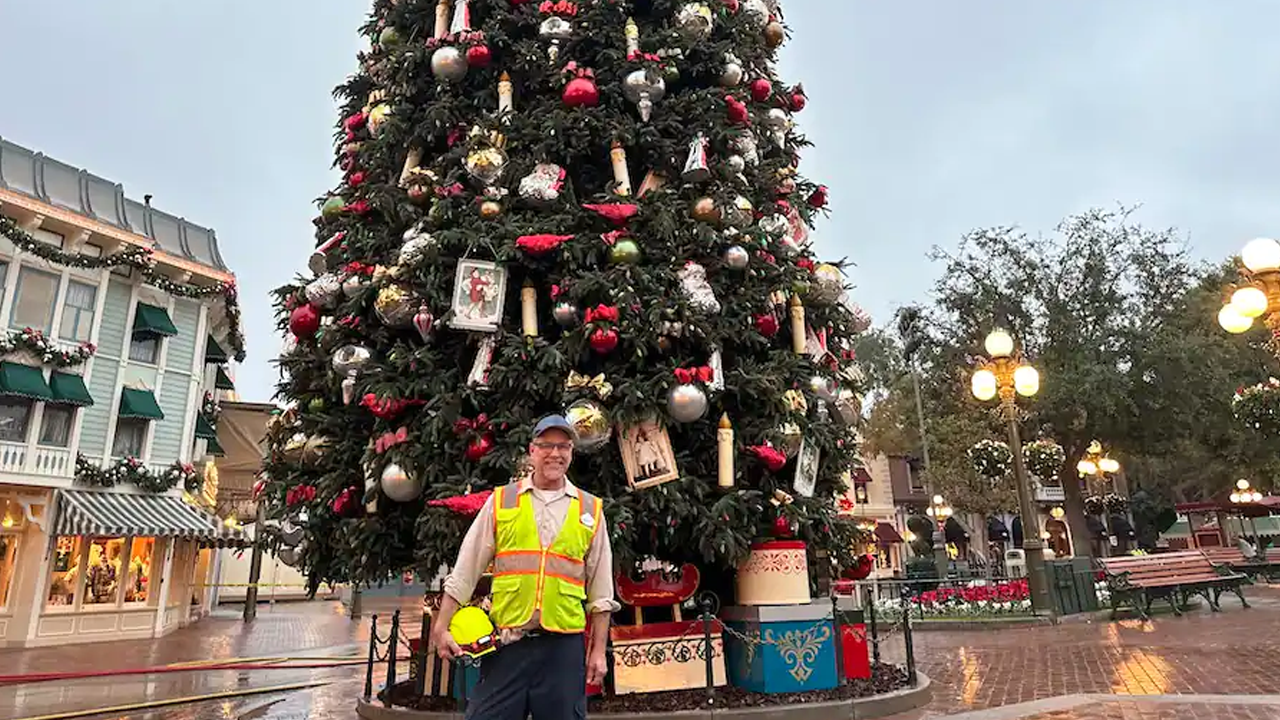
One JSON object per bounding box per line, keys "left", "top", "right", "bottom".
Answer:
{"left": 465, "top": 632, "right": 586, "bottom": 720}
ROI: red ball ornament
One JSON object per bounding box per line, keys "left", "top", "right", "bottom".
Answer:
{"left": 750, "top": 78, "right": 772, "bottom": 102}
{"left": 790, "top": 92, "right": 807, "bottom": 112}
{"left": 755, "top": 313, "right": 779, "bottom": 338}
{"left": 465, "top": 434, "right": 495, "bottom": 462}
{"left": 590, "top": 327, "right": 619, "bottom": 354}
{"left": 563, "top": 76, "right": 600, "bottom": 107}
{"left": 773, "top": 515, "right": 793, "bottom": 537}
{"left": 289, "top": 303, "right": 321, "bottom": 340}
{"left": 722, "top": 0, "right": 740, "bottom": 12}
{"left": 725, "top": 95, "right": 749, "bottom": 124}
{"left": 466, "top": 44, "right": 492, "bottom": 68}
{"left": 808, "top": 185, "right": 828, "bottom": 209}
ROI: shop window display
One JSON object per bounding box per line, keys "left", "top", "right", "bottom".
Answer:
{"left": 0, "top": 532, "right": 17, "bottom": 608}
{"left": 84, "top": 538, "right": 125, "bottom": 605}
{"left": 123, "top": 537, "right": 155, "bottom": 604}
{"left": 47, "top": 536, "right": 84, "bottom": 607}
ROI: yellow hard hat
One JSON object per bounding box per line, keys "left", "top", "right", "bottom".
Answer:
{"left": 449, "top": 605, "right": 498, "bottom": 658}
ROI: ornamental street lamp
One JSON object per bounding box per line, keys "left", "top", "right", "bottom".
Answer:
{"left": 971, "top": 328, "right": 1051, "bottom": 614}
{"left": 1218, "top": 238, "right": 1280, "bottom": 345}
{"left": 1229, "top": 479, "right": 1265, "bottom": 545}
{"left": 1077, "top": 439, "right": 1123, "bottom": 557}
{"left": 926, "top": 494, "right": 953, "bottom": 528}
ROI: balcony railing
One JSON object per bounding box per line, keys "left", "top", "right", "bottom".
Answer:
{"left": 0, "top": 441, "right": 74, "bottom": 478}
{"left": 1034, "top": 482, "right": 1065, "bottom": 503}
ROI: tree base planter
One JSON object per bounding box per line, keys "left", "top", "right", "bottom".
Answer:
{"left": 359, "top": 666, "right": 929, "bottom": 720}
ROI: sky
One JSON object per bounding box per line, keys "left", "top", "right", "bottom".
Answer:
{"left": 3, "top": 1, "right": 1280, "bottom": 402}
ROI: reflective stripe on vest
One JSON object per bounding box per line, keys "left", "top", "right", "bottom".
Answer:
{"left": 489, "top": 482, "right": 601, "bottom": 632}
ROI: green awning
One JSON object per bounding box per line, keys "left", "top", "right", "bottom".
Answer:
{"left": 133, "top": 303, "right": 178, "bottom": 337}
{"left": 214, "top": 366, "right": 235, "bottom": 391}
{"left": 49, "top": 372, "right": 94, "bottom": 406}
{"left": 204, "top": 435, "right": 225, "bottom": 457}
{"left": 194, "top": 414, "right": 218, "bottom": 440}
{"left": 119, "top": 387, "right": 164, "bottom": 420}
{"left": 0, "top": 362, "right": 53, "bottom": 401}
{"left": 204, "top": 335, "right": 228, "bottom": 364}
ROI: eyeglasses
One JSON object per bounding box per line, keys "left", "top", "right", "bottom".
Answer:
{"left": 532, "top": 441, "right": 574, "bottom": 452}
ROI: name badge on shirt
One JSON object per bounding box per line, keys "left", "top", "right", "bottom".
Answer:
{"left": 581, "top": 513, "right": 595, "bottom": 528}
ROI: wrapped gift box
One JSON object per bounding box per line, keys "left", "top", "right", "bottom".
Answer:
{"left": 609, "top": 620, "right": 727, "bottom": 694}
{"left": 835, "top": 596, "right": 870, "bottom": 680}
{"left": 721, "top": 601, "right": 838, "bottom": 694}
{"left": 736, "top": 540, "right": 811, "bottom": 606}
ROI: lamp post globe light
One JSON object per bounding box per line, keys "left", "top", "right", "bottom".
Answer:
{"left": 971, "top": 328, "right": 1051, "bottom": 614}
{"left": 1078, "top": 440, "right": 1123, "bottom": 557}
{"left": 1229, "top": 479, "right": 1266, "bottom": 544}
{"left": 1219, "top": 237, "right": 1280, "bottom": 341}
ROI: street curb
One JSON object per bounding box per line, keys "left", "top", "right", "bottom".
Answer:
{"left": 909, "top": 616, "right": 1054, "bottom": 631}
{"left": 355, "top": 672, "right": 931, "bottom": 720}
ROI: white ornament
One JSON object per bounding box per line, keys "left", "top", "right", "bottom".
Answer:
{"left": 678, "top": 262, "right": 721, "bottom": 314}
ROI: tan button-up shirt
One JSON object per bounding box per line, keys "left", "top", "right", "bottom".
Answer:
{"left": 443, "top": 478, "right": 620, "bottom": 641}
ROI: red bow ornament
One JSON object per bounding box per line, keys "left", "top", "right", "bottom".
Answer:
{"left": 375, "top": 427, "right": 410, "bottom": 454}
{"left": 673, "top": 366, "right": 714, "bottom": 385}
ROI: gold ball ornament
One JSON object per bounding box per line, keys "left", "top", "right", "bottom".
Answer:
{"left": 809, "top": 263, "right": 846, "bottom": 304}
{"left": 691, "top": 197, "right": 721, "bottom": 224}
{"left": 565, "top": 399, "right": 611, "bottom": 453}
{"left": 764, "top": 21, "right": 786, "bottom": 49}
{"left": 301, "top": 435, "right": 330, "bottom": 465}
{"left": 480, "top": 200, "right": 503, "bottom": 218}
{"left": 367, "top": 103, "right": 392, "bottom": 137}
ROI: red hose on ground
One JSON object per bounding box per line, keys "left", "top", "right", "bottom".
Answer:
{"left": 0, "top": 657, "right": 411, "bottom": 686}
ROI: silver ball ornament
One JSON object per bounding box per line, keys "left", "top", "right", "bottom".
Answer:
{"left": 721, "top": 61, "right": 744, "bottom": 88}
{"left": 809, "top": 263, "right": 846, "bottom": 304}
{"left": 332, "top": 344, "right": 372, "bottom": 376}
{"left": 724, "top": 155, "right": 746, "bottom": 175}
{"left": 553, "top": 301, "right": 579, "bottom": 327}
{"left": 380, "top": 463, "right": 424, "bottom": 502}
{"left": 342, "top": 274, "right": 367, "bottom": 298}
{"left": 278, "top": 546, "right": 302, "bottom": 567}
{"left": 431, "top": 46, "right": 469, "bottom": 83}
{"left": 279, "top": 519, "right": 305, "bottom": 546}
{"left": 668, "top": 383, "right": 709, "bottom": 423}
{"left": 724, "top": 245, "right": 750, "bottom": 270}
{"left": 675, "top": 3, "right": 714, "bottom": 40}
{"left": 759, "top": 213, "right": 789, "bottom": 238}
{"left": 304, "top": 274, "right": 343, "bottom": 310}
{"left": 742, "top": 0, "right": 771, "bottom": 27}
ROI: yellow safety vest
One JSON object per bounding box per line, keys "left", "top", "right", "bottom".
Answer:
{"left": 489, "top": 482, "right": 601, "bottom": 633}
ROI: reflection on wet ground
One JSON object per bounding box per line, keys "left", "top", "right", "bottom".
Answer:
{"left": 4, "top": 588, "right": 1279, "bottom": 718}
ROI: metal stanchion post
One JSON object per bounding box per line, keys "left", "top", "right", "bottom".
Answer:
{"left": 364, "top": 614, "right": 379, "bottom": 699}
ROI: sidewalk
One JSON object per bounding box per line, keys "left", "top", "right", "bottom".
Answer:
{"left": 0, "top": 597, "right": 423, "bottom": 720}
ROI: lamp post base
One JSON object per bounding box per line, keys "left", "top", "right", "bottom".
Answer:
{"left": 1019, "top": 538, "right": 1052, "bottom": 613}
{"left": 932, "top": 530, "right": 948, "bottom": 579}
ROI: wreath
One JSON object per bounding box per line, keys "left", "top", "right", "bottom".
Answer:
{"left": 968, "top": 439, "right": 1013, "bottom": 479}
{"left": 1023, "top": 438, "right": 1066, "bottom": 482}
{"left": 1232, "top": 378, "right": 1280, "bottom": 437}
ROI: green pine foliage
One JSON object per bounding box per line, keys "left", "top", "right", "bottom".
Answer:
{"left": 263, "top": 0, "right": 869, "bottom": 590}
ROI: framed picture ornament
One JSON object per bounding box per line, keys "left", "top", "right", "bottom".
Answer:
{"left": 793, "top": 437, "right": 819, "bottom": 498}
{"left": 449, "top": 259, "right": 508, "bottom": 332}
{"left": 618, "top": 418, "right": 680, "bottom": 490}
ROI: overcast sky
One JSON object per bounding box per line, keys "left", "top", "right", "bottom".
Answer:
{"left": 3, "top": 1, "right": 1279, "bottom": 402}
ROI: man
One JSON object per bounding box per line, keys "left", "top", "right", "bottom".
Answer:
{"left": 431, "top": 414, "right": 618, "bottom": 719}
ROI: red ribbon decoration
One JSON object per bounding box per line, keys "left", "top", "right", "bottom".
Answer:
{"left": 362, "top": 394, "right": 425, "bottom": 420}
{"left": 674, "top": 366, "right": 714, "bottom": 385}
{"left": 584, "top": 305, "right": 619, "bottom": 324}
{"left": 286, "top": 484, "right": 317, "bottom": 507}
{"left": 453, "top": 413, "right": 491, "bottom": 436}
{"left": 343, "top": 261, "right": 374, "bottom": 276}
{"left": 375, "top": 427, "right": 409, "bottom": 454}
{"left": 748, "top": 445, "right": 787, "bottom": 472}
{"left": 539, "top": 0, "right": 578, "bottom": 16}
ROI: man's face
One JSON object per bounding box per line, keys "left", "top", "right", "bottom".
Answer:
{"left": 530, "top": 428, "right": 574, "bottom": 481}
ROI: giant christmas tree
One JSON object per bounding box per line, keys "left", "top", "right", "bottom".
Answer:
{"left": 264, "top": 0, "right": 870, "bottom": 597}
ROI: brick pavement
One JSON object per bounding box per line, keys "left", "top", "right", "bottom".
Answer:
{"left": 4, "top": 589, "right": 1280, "bottom": 718}
{"left": 895, "top": 585, "right": 1280, "bottom": 718}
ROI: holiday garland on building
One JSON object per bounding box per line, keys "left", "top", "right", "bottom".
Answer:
{"left": 0, "top": 215, "right": 246, "bottom": 362}
{"left": 261, "top": 0, "right": 870, "bottom": 590}
{"left": 0, "top": 327, "right": 96, "bottom": 368}
{"left": 75, "top": 454, "right": 203, "bottom": 494}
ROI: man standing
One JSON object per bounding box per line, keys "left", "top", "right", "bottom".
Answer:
{"left": 431, "top": 414, "right": 618, "bottom": 719}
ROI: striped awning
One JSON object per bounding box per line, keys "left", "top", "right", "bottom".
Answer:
{"left": 54, "top": 488, "right": 223, "bottom": 539}
{"left": 199, "top": 521, "right": 253, "bottom": 549}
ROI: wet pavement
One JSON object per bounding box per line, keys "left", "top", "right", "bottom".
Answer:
{"left": 2, "top": 588, "right": 1279, "bottom": 718}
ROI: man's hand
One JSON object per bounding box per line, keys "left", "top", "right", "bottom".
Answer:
{"left": 586, "top": 647, "right": 608, "bottom": 687}
{"left": 432, "top": 624, "right": 463, "bottom": 661}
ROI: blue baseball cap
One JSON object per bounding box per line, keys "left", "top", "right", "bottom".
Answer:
{"left": 533, "top": 414, "right": 577, "bottom": 440}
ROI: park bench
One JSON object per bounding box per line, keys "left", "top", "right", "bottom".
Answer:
{"left": 1097, "top": 550, "right": 1249, "bottom": 620}
{"left": 1201, "top": 546, "right": 1280, "bottom": 582}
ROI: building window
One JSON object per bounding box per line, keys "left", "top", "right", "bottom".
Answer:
{"left": 31, "top": 229, "right": 64, "bottom": 248}
{"left": 0, "top": 262, "right": 9, "bottom": 303}
{"left": 129, "top": 336, "right": 160, "bottom": 365}
{"left": 83, "top": 537, "right": 125, "bottom": 606}
{"left": 908, "top": 464, "right": 926, "bottom": 492}
{"left": 112, "top": 418, "right": 148, "bottom": 458}
{"left": 123, "top": 537, "right": 156, "bottom": 605}
{"left": 38, "top": 406, "right": 75, "bottom": 447}
{"left": 0, "top": 498, "right": 23, "bottom": 610}
{"left": 58, "top": 280, "right": 97, "bottom": 342}
{"left": 0, "top": 398, "right": 32, "bottom": 443}
{"left": 47, "top": 536, "right": 84, "bottom": 608}
{"left": 9, "top": 266, "right": 60, "bottom": 333}
{"left": 81, "top": 243, "right": 104, "bottom": 258}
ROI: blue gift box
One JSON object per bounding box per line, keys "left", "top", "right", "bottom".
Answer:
{"left": 721, "top": 601, "right": 838, "bottom": 694}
